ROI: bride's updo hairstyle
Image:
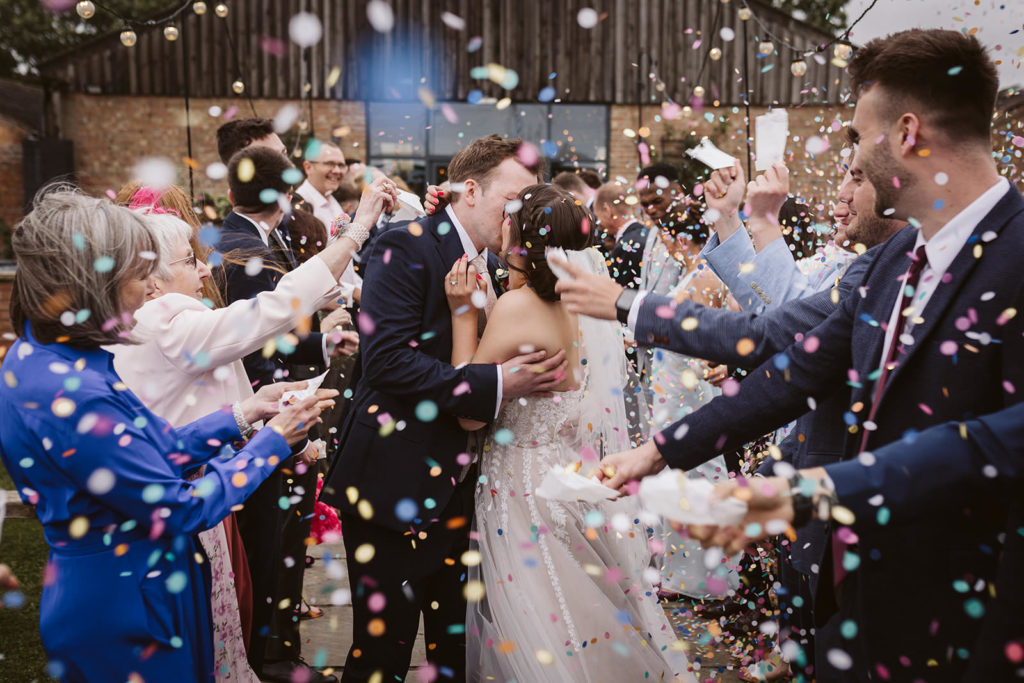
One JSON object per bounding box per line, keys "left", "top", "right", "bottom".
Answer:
{"left": 506, "top": 184, "right": 595, "bottom": 302}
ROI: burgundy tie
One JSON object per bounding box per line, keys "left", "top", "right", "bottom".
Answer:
{"left": 834, "top": 245, "right": 929, "bottom": 586}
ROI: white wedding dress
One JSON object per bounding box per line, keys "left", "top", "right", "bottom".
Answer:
{"left": 466, "top": 249, "right": 695, "bottom": 682}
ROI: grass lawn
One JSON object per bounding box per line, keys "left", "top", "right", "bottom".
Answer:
{"left": 0, "top": 462, "right": 53, "bottom": 681}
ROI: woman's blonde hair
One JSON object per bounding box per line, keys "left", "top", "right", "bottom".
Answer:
{"left": 141, "top": 212, "right": 197, "bottom": 281}
{"left": 11, "top": 186, "right": 160, "bottom": 347}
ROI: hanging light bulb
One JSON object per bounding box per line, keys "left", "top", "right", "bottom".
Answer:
{"left": 163, "top": 25, "right": 179, "bottom": 41}
{"left": 214, "top": 2, "right": 229, "bottom": 18}
{"left": 758, "top": 41, "right": 774, "bottom": 56}
{"left": 709, "top": 47, "right": 722, "bottom": 61}
{"left": 120, "top": 29, "right": 137, "bottom": 47}
{"left": 75, "top": 0, "right": 95, "bottom": 19}
{"left": 790, "top": 59, "right": 808, "bottom": 77}
{"left": 834, "top": 41, "right": 854, "bottom": 62}
{"left": 738, "top": 7, "right": 752, "bottom": 20}
{"left": 232, "top": 79, "right": 245, "bottom": 94}
{"left": 693, "top": 85, "right": 706, "bottom": 98}
{"left": 192, "top": 1, "right": 207, "bottom": 15}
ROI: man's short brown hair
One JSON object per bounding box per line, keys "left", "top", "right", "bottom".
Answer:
{"left": 217, "top": 117, "right": 276, "bottom": 164}
{"left": 228, "top": 146, "right": 294, "bottom": 213}
{"left": 848, "top": 29, "right": 998, "bottom": 143}
{"left": 446, "top": 134, "right": 544, "bottom": 199}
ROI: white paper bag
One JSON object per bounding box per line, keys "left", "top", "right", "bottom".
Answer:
{"left": 535, "top": 466, "right": 621, "bottom": 503}
{"left": 638, "top": 468, "right": 747, "bottom": 526}
{"left": 685, "top": 138, "right": 738, "bottom": 170}
{"left": 755, "top": 109, "right": 789, "bottom": 171}
{"left": 278, "top": 370, "right": 330, "bottom": 411}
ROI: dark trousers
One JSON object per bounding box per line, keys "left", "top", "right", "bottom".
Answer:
{"left": 339, "top": 479, "right": 474, "bottom": 682}
{"left": 264, "top": 461, "right": 318, "bottom": 662}
{"left": 235, "top": 463, "right": 286, "bottom": 673}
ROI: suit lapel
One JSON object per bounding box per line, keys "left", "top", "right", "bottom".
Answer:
{"left": 883, "top": 187, "right": 1024, "bottom": 394}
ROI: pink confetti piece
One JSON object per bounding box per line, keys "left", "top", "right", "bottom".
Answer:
{"left": 1004, "top": 381, "right": 1016, "bottom": 394}
{"left": 357, "top": 312, "right": 375, "bottom": 335}
{"left": 453, "top": 381, "right": 471, "bottom": 396}
{"left": 803, "top": 336, "right": 820, "bottom": 353}
{"left": 918, "top": 403, "right": 933, "bottom": 415}
{"left": 939, "top": 340, "right": 958, "bottom": 355}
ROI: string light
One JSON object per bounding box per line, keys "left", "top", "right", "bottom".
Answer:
{"left": 232, "top": 79, "right": 245, "bottom": 94}
{"left": 758, "top": 41, "right": 774, "bottom": 55}
{"left": 120, "top": 29, "right": 137, "bottom": 47}
{"left": 214, "top": 3, "right": 228, "bottom": 18}
{"left": 709, "top": 47, "right": 722, "bottom": 61}
{"left": 163, "top": 25, "right": 179, "bottom": 41}
{"left": 834, "top": 41, "right": 854, "bottom": 61}
{"left": 790, "top": 59, "right": 808, "bottom": 77}
{"left": 693, "top": 85, "right": 705, "bottom": 98}
{"left": 75, "top": 0, "right": 95, "bottom": 19}
{"left": 192, "top": 1, "right": 207, "bottom": 15}
{"left": 738, "top": 7, "right": 752, "bottom": 20}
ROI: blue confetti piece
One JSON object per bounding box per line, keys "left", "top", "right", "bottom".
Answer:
{"left": 93, "top": 256, "right": 115, "bottom": 273}
{"left": 415, "top": 400, "right": 438, "bottom": 422}
{"left": 538, "top": 86, "right": 556, "bottom": 102}
{"left": 467, "top": 89, "right": 483, "bottom": 104}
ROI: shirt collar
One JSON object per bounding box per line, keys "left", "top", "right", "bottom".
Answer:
{"left": 297, "top": 179, "right": 329, "bottom": 210}
{"left": 444, "top": 204, "right": 484, "bottom": 260}
{"left": 24, "top": 323, "right": 116, "bottom": 376}
{"left": 914, "top": 178, "right": 1009, "bottom": 275}
{"left": 235, "top": 212, "right": 274, "bottom": 247}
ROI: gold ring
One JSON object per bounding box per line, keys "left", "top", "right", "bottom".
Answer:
{"left": 715, "top": 192, "right": 727, "bottom": 199}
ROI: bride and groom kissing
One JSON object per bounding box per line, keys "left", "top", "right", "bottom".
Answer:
{"left": 323, "top": 135, "right": 693, "bottom": 682}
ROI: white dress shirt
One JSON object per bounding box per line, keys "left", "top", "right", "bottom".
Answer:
{"left": 445, "top": 205, "right": 503, "bottom": 417}
{"left": 878, "top": 178, "right": 1009, "bottom": 369}
{"left": 296, "top": 180, "right": 362, "bottom": 296}
{"left": 110, "top": 255, "right": 343, "bottom": 427}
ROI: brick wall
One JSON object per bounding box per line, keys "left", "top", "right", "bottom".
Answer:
{"left": 0, "top": 116, "right": 28, "bottom": 234}
{"left": 0, "top": 269, "right": 13, "bottom": 339}
{"left": 62, "top": 95, "right": 367, "bottom": 201}
{"left": 609, "top": 103, "right": 855, "bottom": 220}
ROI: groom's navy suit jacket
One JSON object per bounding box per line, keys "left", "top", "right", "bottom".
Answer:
{"left": 322, "top": 211, "right": 499, "bottom": 532}
{"left": 652, "top": 185, "right": 1024, "bottom": 680}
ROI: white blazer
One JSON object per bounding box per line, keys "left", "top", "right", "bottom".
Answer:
{"left": 111, "top": 255, "right": 342, "bottom": 427}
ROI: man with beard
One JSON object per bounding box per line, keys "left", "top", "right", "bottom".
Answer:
{"left": 594, "top": 29, "right": 1024, "bottom": 682}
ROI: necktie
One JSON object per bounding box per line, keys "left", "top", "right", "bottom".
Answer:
{"left": 270, "top": 228, "right": 298, "bottom": 271}
{"left": 835, "top": 245, "right": 929, "bottom": 586}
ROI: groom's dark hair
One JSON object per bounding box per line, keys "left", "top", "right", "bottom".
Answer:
{"left": 447, "top": 134, "right": 545, "bottom": 202}
{"left": 506, "top": 184, "right": 595, "bottom": 302}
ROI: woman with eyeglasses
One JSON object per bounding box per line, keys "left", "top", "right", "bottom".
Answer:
{"left": 106, "top": 181, "right": 390, "bottom": 682}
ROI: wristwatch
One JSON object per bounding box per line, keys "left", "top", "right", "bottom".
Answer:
{"left": 614, "top": 288, "right": 638, "bottom": 325}
{"left": 788, "top": 472, "right": 839, "bottom": 528}
{"left": 232, "top": 402, "right": 255, "bottom": 439}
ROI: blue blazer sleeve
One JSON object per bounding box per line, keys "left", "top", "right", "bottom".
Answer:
{"left": 826, "top": 403, "right": 1024, "bottom": 529}
{"left": 633, "top": 249, "right": 873, "bottom": 370}
{"left": 358, "top": 227, "right": 499, "bottom": 422}
{"left": 42, "top": 395, "right": 292, "bottom": 536}
{"left": 654, "top": 275, "right": 859, "bottom": 470}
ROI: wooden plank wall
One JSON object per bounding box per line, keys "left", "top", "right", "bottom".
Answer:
{"left": 44, "top": 0, "right": 847, "bottom": 107}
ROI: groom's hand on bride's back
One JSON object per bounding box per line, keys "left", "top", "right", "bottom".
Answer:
{"left": 500, "top": 349, "right": 568, "bottom": 398}
{"left": 552, "top": 259, "right": 622, "bottom": 321}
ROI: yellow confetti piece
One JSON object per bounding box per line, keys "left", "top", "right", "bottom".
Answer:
{"left": 3, "top": 371, "right": 16, "bottom": 388}
{"left": 236, "top": 157, "right": 255, "bottom": 183}
{"left": 498, "top": 640, "right": 517, "bottom": 654}
{"left": 357, "top": 499, "right": 374, "bottom": 520}
{"left": 367, "top": 618, "right": 386, "bottom": 636}
{"left": 407, "top": 223, "right": 423, "bottom": 237}
{"left": 831, "top": 505, "right": 856, "bottom": 526}
{"left": 354, "top": 543, "right": 376, "bottom": 563}
{"left": 326, "top": 66, "right": 342, "bottom": 88}
{"left": 680, "top": 369, "right": 699, "bottom": 390}
{"left": 114, "top": 543, "right": 129, "bottom": 556}
{"left": 69, "top": 516, "right": 89, "bottom": 539}
{"left": 461, "top": 550, "right": 482, "bottom": 567}
{"left": 231, "top": 472, "right": 248, "bottom": 488}
{"left": 973, "top": 244, "right": 983, "bottom": 259}
{"left": 182, "top": 156, "right": 200, "bottom": 170}
{"left": 681, "top": 317, "right": 698, "bottom": 331}
{"left": 346, "top": 486, "right": 359, "bottom": 504}
{"left": 463, "top": 579, "right": 486, "bottom": 602}
{"left": 736, "top": 338, "right": 755, "bottom": 356}
{"left": 535, "top": 649, "right": 554, "bottom": 665}
{"left": 429, "top": 465, "right": 442, "bottom": 477}
{"left": 418, "top": 85, "right": 436, "bottom": 108}
{"left": 496, "top": 97, "right": 511, "bottom": 110}
{"left": 52, "top": 397, "right": 76, "bottom": 418}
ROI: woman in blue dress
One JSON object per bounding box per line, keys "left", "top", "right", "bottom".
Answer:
{"left": 0, "top": 189, "right": 333, "bottom": 682}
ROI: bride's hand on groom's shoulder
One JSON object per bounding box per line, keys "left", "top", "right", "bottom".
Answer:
{"left": 597, "top": 441, "right": 666, "bottom": 495}
{"left": 500, "top": 349, "right": 568, "bottom": 399}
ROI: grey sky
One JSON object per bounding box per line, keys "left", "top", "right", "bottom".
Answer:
{"left": 845, "top": 0, "right": 1024, "bottom": 89}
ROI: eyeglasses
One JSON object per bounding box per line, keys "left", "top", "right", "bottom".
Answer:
{"left": 169, "top": 253, "right": 198, "bottom": 269}
{"left": 313, "top": 161, "right": 348, "bottom": 171}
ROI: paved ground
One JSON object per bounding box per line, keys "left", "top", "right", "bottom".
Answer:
{"left": 280, "top": 539, "right": 747, "bottom": 682}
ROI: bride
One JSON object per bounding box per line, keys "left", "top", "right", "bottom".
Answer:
{"left": 443, "top": 184, "right": 695, "bottom": 681}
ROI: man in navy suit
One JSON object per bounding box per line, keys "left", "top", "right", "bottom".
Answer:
{"left": 592, "top": 180, "right": 648, "bottom": 288}
{"left": 322, "top": 135, "right": 568, "bottom": 682}
{"left": 592, "top": 30, "right": 1023, "bottom": 681}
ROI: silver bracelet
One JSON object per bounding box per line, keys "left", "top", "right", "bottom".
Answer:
{"left": 232, "top": 402, "right": 254, "bottom": 439}
{"left": 338, "top": 221, "right": 371, "bottom": 249}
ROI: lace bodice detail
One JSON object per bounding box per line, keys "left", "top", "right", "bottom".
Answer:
{"left": 491, "top": 388, "right": 584, "bottom": 448}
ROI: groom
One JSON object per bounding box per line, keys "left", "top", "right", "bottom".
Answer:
{"left": 323, "top": 134, "right": 566, "bottom": 682}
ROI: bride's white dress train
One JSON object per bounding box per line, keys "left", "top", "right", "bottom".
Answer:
{"left": 466, "top": 387, "right": 695, "bottom": 681}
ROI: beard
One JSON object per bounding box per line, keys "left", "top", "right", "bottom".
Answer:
{"left": 862, "top": 143, "right": 912, "bottom": 221}
{"left": 847, "top": 212, "right": 903, "bottom": 250}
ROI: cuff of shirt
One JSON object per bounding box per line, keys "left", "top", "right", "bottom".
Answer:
{"left": 626, "top": 290, "right": 650, "bottom": 332}
{"left": 321, "top": 335, "right": 330, "bottom": 366}
{"left": 494, "top": 365, "right": 503, "bottom": 419}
